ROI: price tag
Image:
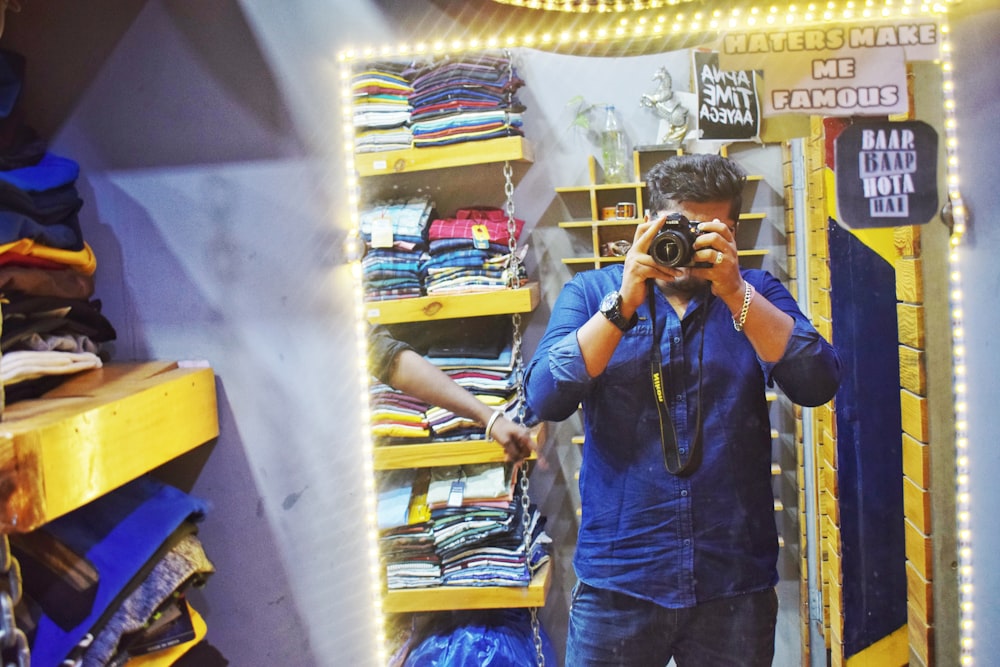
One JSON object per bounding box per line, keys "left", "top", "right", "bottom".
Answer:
{"left": 447, "top": 480, "right": 466, "bottom": 507}
{"left": 371, "top": 212, "right": 394, "bottom": 248}
{"left": 471, "top": 223, "right": 491, "bottom": 250}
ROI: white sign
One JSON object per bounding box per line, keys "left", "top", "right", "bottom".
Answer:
{"left": 716, "top": 21, "right": 941, "bottom": 117}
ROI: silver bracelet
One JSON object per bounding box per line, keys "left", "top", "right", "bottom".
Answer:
{"left": 733, "top": 281, "right": 755, "bottom": 332}
{"left": 485, "top": 410, "right": 502, "bottom": 441}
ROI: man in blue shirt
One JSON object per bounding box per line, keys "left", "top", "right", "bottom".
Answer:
{"left": 525, "top": 153, "right": 841, "bottom": 666}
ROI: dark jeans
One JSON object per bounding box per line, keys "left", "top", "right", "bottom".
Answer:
{"left": 566, "top": 581, "right": 778, "bottom": 667}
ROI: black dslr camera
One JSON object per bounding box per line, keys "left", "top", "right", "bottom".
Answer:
{"left": 649, "top": 213, "right": 705, "bottom": 267}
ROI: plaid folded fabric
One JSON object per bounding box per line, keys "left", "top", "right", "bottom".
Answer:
{"left": 428, "top": 208, "right": 524, "bottom": 245}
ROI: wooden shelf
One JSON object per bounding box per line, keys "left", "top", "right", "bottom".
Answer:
{"left": 355, "top": 136, "right": 533, "bottom": 177}
{"left": 374, "top": 424, "right": 545, "bottom": 470}
{"left": 0, "top": 361, "right": 219, "bottom": 533}
{"left": 382, "top": 561, "right": 551, "bottom": 613}
{"left": 365, "top": 282, "right": 539, "bottom": 324}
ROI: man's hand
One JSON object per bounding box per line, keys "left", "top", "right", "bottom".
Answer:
{"left": 489, "top": 415, "right": 535, "bottom": 462}
{"left": 619, "top": 215, "right": 686, "bottom": 315}
{"left": 689, "top": 219, "right": 744, "bottom": 299}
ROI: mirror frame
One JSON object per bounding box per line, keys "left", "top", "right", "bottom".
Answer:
{"left": 337, "top": 3, "right": 970, "bottom": 663}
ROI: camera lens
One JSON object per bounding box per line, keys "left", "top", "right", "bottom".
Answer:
{"left": 650, "top": 229, "right": 694, "bottom": 267}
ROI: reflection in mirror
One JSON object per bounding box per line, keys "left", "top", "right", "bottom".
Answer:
{"left": 340, "top": 5, "right": 966, "bottom": 664}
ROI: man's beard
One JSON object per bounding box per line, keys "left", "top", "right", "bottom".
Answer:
{"left": 658, "top": 269, "right": 706, "bottom": 296}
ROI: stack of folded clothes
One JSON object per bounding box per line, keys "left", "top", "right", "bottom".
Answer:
{"left": 424, "top": 207, "right": 525, "bottom": 295}
{"left": 0, "top": 49, "right": 116, "bottom": 403}
{"left": 376, "top": 463, "right": 551, "bottom": 591}
{"left": 427, "top": 463, "right": 550, "bottom": 588}
{"left": 360, "top": 197, "right": 435, "bottom": 302}
{"left": 408, "top": 53, "right": 526, "bottom": 148}
{"left": 369, "top": 317, "right": 520, "bottom": 446}
{"left": 378, "top": 469, "right": 441, "bottom": 590}
{"left": 352, "top": 61, "right": 415, "bottom": 153}
{"left": 17, "top": 475, "right": 223, "bottom": 666}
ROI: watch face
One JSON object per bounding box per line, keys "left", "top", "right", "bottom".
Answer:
{"left": 601, "top": 291, "right": 620, "bottom": 313}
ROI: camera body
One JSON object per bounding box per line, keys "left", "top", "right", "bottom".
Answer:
{"left": 649, "top": 212, "right": 705, "bottom": 267}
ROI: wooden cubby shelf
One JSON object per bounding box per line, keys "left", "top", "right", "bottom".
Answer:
{"left": 355, "top": 136, "right": 533, "bottom": 177}
{"left": 382, "top": 561, "right": 551, "bottom": 613}
{"left": 365, "top": 282, "right": 539, "bottom": 324}
{"left": 0, "top": 361, "right": 219, "bottom": 533}
{"left": 554, "top": 150, "right": 769, "bottom": 270}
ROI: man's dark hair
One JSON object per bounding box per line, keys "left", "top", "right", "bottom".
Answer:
{"left": 645, "top": 153, "right": 747, "bottom": 223}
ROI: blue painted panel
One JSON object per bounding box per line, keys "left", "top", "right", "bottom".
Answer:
{"left": 828, "top": 219, "right": 908, "bottom": 656}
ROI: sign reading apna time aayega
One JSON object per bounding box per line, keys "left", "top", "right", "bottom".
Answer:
{"left": 835, "top": 121, "right": 939, "bottom": 228}
{"left": 717, "top": 21, "right": 940, "bottom": 117}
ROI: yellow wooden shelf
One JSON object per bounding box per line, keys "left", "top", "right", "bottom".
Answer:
{"left": 0, "top": 361, "right": 219, "bottom": 533}
{"left": 383, "top": 560, "right": 551, "bottom": 613}
{"left": 374, "top": 424, "right": 545, "bottom": 470}
{"left": 355, "top": 136, "right": 533, "bottom": 177}
{"left": 365, "top": 282, "right": 539, "bottom": 324}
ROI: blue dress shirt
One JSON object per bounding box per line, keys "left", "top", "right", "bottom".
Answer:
{"left": 524, "top": 264, "right": 841, "bottom": 608}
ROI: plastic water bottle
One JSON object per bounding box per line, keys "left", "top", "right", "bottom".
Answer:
{"left": 600, "top": 105, "right": 629, "bottom": 184}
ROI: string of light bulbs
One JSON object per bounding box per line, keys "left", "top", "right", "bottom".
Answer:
{"left": 338, "top": 2, "right": 969, "bottom": 662}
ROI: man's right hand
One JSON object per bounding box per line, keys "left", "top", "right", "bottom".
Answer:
{"left": 620, "top": 214, "right": 685, "bottom": 315}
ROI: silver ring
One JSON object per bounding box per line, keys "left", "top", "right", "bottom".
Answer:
{"left": 715, "top": 250, "right": 724, "bottom": 264}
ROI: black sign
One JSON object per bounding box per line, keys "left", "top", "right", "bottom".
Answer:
{"left": 834, "top": 120, "right": 938, "bottom": 228}
{"left": 693, "top": 50, "right": 761, "bottom": 141}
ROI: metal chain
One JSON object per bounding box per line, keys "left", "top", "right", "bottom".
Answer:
{"left": 501, "top": 47, "right": 543, "bottom": 667}
{"left": 0, "top": 536, "right": 29, "bottom": 667}
{"left": 503, "top": 161, "right": 520, "bottom": 290}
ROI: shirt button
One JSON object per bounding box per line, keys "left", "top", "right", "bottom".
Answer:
{"left": 675, "top": 394, "right": 683, "bottom": 401}
{"left": 679, "top": 448, "right": 687, "bottom": 454}
{"left": 684, "top": 539, "right": 692, "bottom": 546}
{"left": 680, "top": 490, "right": 688, "bottom": 497}
{"left": 673, "top": 336, "right": 681, "bottom": 344}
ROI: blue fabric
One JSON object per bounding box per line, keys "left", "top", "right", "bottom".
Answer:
{"left": 524, "top": 264, "right": 840, "bottom": 608}
{"left": 30, "top": 476, "right": 209, "bottom": 666}
{"left": 0, "top": 152, "right": 79, "bottom": 192}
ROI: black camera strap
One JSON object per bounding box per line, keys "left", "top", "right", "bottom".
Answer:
{"left": 648, "top": 286, "right": 710, "bottom": 476}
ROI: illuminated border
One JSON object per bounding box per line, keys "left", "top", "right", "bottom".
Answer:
{"left": 938, "top": 20, "right": 973, "bottom": 666}
{"left": 338, "top": 58, "right": 388, "bottom": 664}
{"left": 338, "top": 3, "right": 968, "bottom": 663}
{"left": 489, "top": 0, "right": 696, "bottom": 11}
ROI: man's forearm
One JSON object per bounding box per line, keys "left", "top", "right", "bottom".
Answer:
{"left": 387, "top": 349, "right": 494, "bottom": 425}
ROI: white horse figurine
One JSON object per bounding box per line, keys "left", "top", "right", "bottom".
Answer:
{"left": 640, "top": 67, "right": 689, "bottom": 147}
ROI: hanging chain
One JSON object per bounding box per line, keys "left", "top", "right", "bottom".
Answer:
{"left": 503, "top": 161, "right": 520, "bottom": 291}
{"left": 0, "top": 536, "right": 29, "bottom": 667}
{"left": 501, "top": 47, "right": 544, "bottom": 667}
